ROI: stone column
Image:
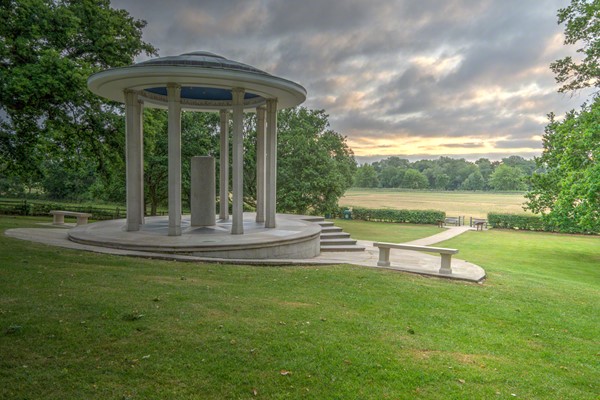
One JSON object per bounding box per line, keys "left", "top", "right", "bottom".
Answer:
{"left": 167, "top": 83, "right": 182, "bottom": 236}
{"left": 231, "top": 87, "right": 245, "bottom": 235}
{"left": 124, "top": 90, "right": 144, "bottom": 231}
{"left": 191, "top": 156, "right": 216, "bottom": 227}
{"left": 265, "top": 98, "right": 278, "bottom": 228}
{"left": 255, "top": 106, "right": 266, "bottom": 223}
{"left": 219, "top": 109, "right": 229, "bottom": 221}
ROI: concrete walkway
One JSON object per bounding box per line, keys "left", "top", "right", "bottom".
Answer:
{"left": 5, "top": 224, "right": 485, "bottom": 283}
{"left": 406, "top": 225, "right": 473, "bottom": 246}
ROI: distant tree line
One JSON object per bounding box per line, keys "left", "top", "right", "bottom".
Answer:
{"left": 353, "top": 155, "right": 536, "bottom": 191}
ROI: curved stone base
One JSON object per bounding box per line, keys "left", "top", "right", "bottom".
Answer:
{"left": 68, "top": 213, "right": 321, "bottom": 259}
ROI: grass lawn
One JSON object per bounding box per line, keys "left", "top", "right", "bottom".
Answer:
{"left": 340, "top": 189, "right": 529, "bottom": 218}
{"left": 331, "top": 219, "right": 443, "bottom": 242}
{"left": 1, "top": 216, "right": 598, "bottom": 399}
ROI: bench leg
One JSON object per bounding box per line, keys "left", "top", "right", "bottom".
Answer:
{"left": 439, "top": 254, "right": 453, "bottom": 274}
{"left": 76, "top": 216, "right": 88, "bottom": 226}
{"left": 377, "top": 248, "right": 391, "bottom": 267}
{"left": 53, "top": 214, "right": 65, "bottom": 225}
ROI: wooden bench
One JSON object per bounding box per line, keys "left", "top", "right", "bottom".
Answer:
{"left": 49, "top": 210, "right": 92, "bottom": 226}
{"left": 470, "top": 218, "right": 488, "bottom": 230}
{"left": 373, "top": 242, "right": 459, "bottom": 274}
{"left": 444, "top": 217, "right": 461, "bottom": 226}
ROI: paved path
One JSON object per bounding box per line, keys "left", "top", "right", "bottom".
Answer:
{"left": 406, "top": 226, "right": 473, "bottom": 246}
{"left": 4, "top": 223, "right": 485, "bottom": 282}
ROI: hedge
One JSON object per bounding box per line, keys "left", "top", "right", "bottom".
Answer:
{"left": 487, "top": 213, "right": 553, "bottom": 231}
{"left": 0, "top": 199, "right": 127, "bottom": 220}
{"left": 331, "top": 206, "right": 445, "bottom": 225}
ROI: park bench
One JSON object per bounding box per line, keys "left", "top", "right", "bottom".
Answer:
{"left": 470, "top": 217, "right": 488, "bottom": 230}
{"left": 373, "top": 242, "right": 459, "bottom": 274}
{"left": 444, "top": 216, "right": 461, "bottom": 226}
{"left": 49, "top": 210, "right": 92, "bottom": 226}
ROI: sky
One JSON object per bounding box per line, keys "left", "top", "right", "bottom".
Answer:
{"left": 111, "top": 0, "right": 593, "bottom": 164}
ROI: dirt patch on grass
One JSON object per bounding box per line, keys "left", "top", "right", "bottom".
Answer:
{"left": 278, "top": 301, "right": 314, "bottom": 308}
{"left": 409, "top": 349, "right": 494, "bottom": 366}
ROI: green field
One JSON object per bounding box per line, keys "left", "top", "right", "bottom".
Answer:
{"left": 340, "top": 189, "right": 529, "bottom": 218}
{"left": 1, "top": 216, "right": 598, "bottom": 399}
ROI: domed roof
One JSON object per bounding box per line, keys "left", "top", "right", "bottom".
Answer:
{"left": 135, "top": 51, "right": 270, "bottom": 76}
{"left": 87, "top": 51, "right": 306, "bottom": 111}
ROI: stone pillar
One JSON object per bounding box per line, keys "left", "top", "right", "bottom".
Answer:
{"left": 191, "top": 156, "right": 216, "bottom": 227}
{"left": 124, "top": 90, "right": 144, "bottom": 231}
{"left": 265, "top": 98, "right": 278, "bottom": 228}
{"left": 219, "top": 109, "right": 229, "bottom": 221}
{"left": 231, "top": 87, "right": 245, "bottom": 235}
{"left": 255, "top": 106, "right": 266, "bottom": 223}
{"left": 167, "top": 83, "right": 182, "bottom": 236}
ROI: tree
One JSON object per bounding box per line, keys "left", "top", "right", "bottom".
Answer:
{"left": 524, "top": 0, "right": 600, "bottom": 233}
{"left": 379, "top": 166, "right": 403, "bottom": 188}
{"left": 273, "top": 108, "right": 356, "bottom": 215}
{"left": 475, "top": 158, "right": 497, "bottom": 188}
{"left": 502, "top": 155, "right": 536, "bottom": 176}
{"left": 525, "top": 103, "right": 600, "bottom": 232}
{"left": 401, "top": 169, "right": 429, "bottom": 189}
{"left": 353, "top": 164, "right": 379, "bottom": 188}
{"left": 461, "top": 170, "right": 485, "bottom": 191}
{"left": 0, "top": 0, "right": 156, "bottom": 195}
{"left": 489, "top": 165, "right": 526, "bottom": 191}
{"left": 423, "top": 165, "right": 450, "bottom": 189}
{"left": 550, "top": 0, "right": 600, "bottom": 93}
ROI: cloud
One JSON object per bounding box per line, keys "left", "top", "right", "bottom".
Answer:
{"left": 110, "top": 0, "right": 592, "bottom": 161}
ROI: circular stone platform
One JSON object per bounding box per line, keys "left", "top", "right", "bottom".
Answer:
{"left": 68, "top": 213, "right": 321, "bottom": 260}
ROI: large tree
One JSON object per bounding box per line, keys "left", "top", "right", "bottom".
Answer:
{"left": 525, "top": 105, "right": 600, "bottom": 232}
{"left": 0, "top": 0, "right": 155, "bottom": 194}
{"left": 550, "top": 0, "right": 600, "bottom": 93}
{"left": 525, "top": 0, "right": 600, "bottom": 233}
{"left": 274, "top": 108, "right": 356, "bottom": 215}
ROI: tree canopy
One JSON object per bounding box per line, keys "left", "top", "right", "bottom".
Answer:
{"left": 525, "top": 0, "right": 600, "bottom": 233}
{"left": 550, "top": 0, "right": 600, "bottom": 93}
{"left": 0, "top": 0, "right": 156, "bottom": 195}
{"left": 272, "top": 108, "right": 356, "bottom": 215}
{"left": 525, "top": 104, "right": 600, "bottom": 232}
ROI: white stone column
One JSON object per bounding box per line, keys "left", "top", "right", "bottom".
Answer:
{"left": 219, "top": 109, "right": 229, "bottom": 221}
{"left": 124, "top": 90, "right": 144, "bottom": 231}
{"left": 167, "top": 83, "right": 182, "bottom": 236}
{"left": 255, "top": 106, "right": 266, "bottom": 223}
{"left": 231, "top": 88, "right": 245, "bottom": 235}
{"left": 265, "top": 98, "right": 278, "bottom": 228}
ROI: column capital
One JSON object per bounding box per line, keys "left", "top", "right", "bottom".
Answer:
{"left": 231, "top": 87, "right": 245, "bottom": 104}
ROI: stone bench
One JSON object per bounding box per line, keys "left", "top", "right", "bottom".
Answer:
{"left": 49, "top": 210, "right": 92, "bottom": 226}
{"left": 373, "top": 242, "right": 459, "bottom": 274}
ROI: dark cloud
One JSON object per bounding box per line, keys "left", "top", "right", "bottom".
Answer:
{"left": 494, "top": 139, "right": 543, "bottom": 149}
{"left": 110, "top": 0, "right": 591, "bottom": 160}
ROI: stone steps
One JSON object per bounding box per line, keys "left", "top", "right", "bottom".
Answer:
{"left": 320, "top": 231, "right": 351, "bottom": 239}
{"left": 316, "top": 220, "right": 365, "bottom": 252}
{"left": 320, "top": 244, "right": 366, "bottom": 252}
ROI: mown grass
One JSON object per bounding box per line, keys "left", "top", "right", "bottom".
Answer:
{"left": 1, "top": 216, "right": 598, "bottom": 399}
{"left": 340, "top": 189, "right": 529, "bottom": 218}
{"left": 331, "top": 219, "right": 443, "bottom": 242}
